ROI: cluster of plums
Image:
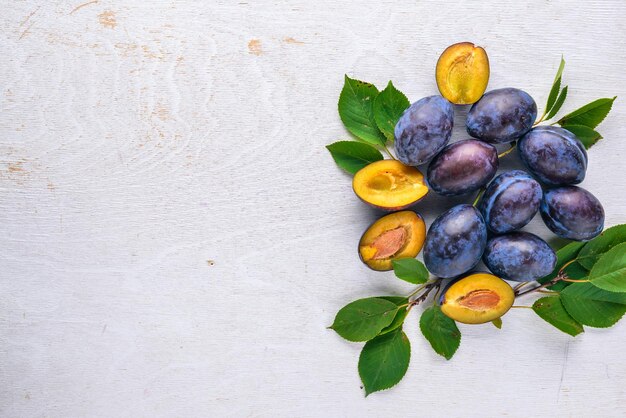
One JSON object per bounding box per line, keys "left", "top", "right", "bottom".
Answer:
{"left": 355, "top": 85, "right": 605, "bottom": 324}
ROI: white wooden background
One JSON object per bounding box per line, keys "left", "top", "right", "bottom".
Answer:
{"left": 1, "top": 1, "right": 626, "bottom": 417}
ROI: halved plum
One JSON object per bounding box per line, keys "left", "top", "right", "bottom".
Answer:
{"left": 436, "top": 42, "right": 490, "bottom": 105}
{"left": 358, "top": 211, "right": 426, "bottom": 271}
{"left": 440, "top": 273, "right": 514, "bottom": 324}
{"left": 353, "top": 160, "right": 428, "bottom": 211}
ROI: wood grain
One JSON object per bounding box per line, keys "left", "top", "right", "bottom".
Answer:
{"left": 1, "top": 0, "right": 625, "bottom": 416}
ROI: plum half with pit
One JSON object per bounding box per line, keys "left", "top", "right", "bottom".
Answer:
{"left": 440, "top": 273, "right": 515, "bottom": 324}
{"left": 358, "top": 211, "right": 426, "bottom": 271}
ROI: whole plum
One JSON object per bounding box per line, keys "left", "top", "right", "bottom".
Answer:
{"left": 518, "top": 126, "right": 587, "bottom": 186}
{"left": 541, "top": 186, "right": 604, "bottom": 241}
{"left": 423, "top": 204, "right": 487, "bottom": 279}
{"left": 466, "top": 88, "right": 537, "bottom": 143}
{"left": 427, "top": 139, "right": 498, "bottom": 196}
{"left": 483, "top": 232, "right": 557, "bottom": 282}
{"left": 394, "top": 95, "right": 454, "bottom": 165}
{"left": 477, "top": 170, "right": 542, "bottom": 233}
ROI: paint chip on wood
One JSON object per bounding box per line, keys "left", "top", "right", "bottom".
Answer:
{"left": 283, "top": 37, "right": 304, "bottom": 45}
{"left": 248, "top": 39, "right": 262, "bottom": 56}
{"left": 98, "top": 10, "right": 117, "bottom": 29}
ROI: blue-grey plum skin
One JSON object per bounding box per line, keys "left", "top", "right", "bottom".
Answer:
{"left": 394, "top": 95, "right": 454, "bottom": 165}
{"left": 466, "top": 88, "right": 537, "bottom": 143}
{"left": 427, "top": 139, "right": 498, "bottom": 196}
{"left": 541, "top": 186, "right": 604, "bottom": 241}
{"left": 518, "top": 126, "right": 588, "bottom": 186}
{"left": 483, "top": 232, "right": 557, "bottom": 282}
{"left": 478, "top": 170, "right": 542, "bottom": 233}
{"left": 424, "top": 204, "right": 487, "bottom": 279}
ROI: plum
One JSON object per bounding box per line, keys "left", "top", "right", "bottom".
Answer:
{"left": 358, "top": 211, "right": 426, "bottom": 271}
{"left": 352, "top": 160, "right": 428, "bottom": 211}
{"left": 427, "top": 139, "right": 498, "bottom": 196}
{"left": 394, "top": 95, "right": 454, "bottom": 165}
{"left": 518, "top": 126, "right": 587, "bottom": 186}
{"left": 541, "top": 186, "right": 604, "bottom": 241}
{"left": 436, "top": 42, "right": 489, "bottom": 105}
{"left": 466, "top": 88, "right": 537, "bottom": 143}
{"left": 423, "top": 204, "right": 487, "bottom": 279}
{"left": 483, "top": 232, "right": 557, "bottom": 282}
{"left": 440, "top": 273, "right": 514, "bottom": 324}
{"left": 477, "top": 170, "right": 542, "bottom": 233}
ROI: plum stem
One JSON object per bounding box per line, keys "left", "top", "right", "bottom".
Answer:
{"left": 562, "top": 278, "right": 590, "bottom": 283}
{"left": 515, "top": 271, "right": 568, "bottom": 298}
{"left": 497, "top": 141, "right": 517, "bottom": 159}
{"left": 383, "top": 144, "right": 397, "bottom": 161}
{"left": 516, "top": 259, "right": 586, "bottom": 297}
{"left": 511, "top": 305, "right": 533, "bottom": 309}
{"left": 558, "top": 259, "right": 578, "bottom": 274}
{"left": 406, "top": 281, "right": 433, "bottom": 299}
{"left": 408, "top": 280, "right": 442, "bottom": 308}
{"left": 534, "top": 114, "right": 546, "bottom": 126}
{"left": 472, "top": 188, "right": 485, "bottom": 207}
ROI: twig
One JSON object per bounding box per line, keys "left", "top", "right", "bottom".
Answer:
{"left": 409, "top": 280, "right": 441, "bottom": 308}
{"left": 515, "top": 259, "right": 583, "bottom": 297}
{"left": 516, "top": 272, "right": 565, "bottom": 297}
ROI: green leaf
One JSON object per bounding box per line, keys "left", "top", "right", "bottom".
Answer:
{"left": 578, "top": 224, "right": 626, "bottom": 270}
{"left": 588, "top": 243, "right": 626, "bottom": 293}
{"left": 544, "top": 86, "right": 568, "bottom": 120}
{"left": 391, "top": 258, "right": 429, "bottom": 284}
{"left": 545, "top": 77, "right": 561, "bottom": 116}
{"left": 546, "top": 56, "right": 565, "bottom": 109}
{"left": 491, "top": 318, "right": 502, "bottom": 329}
{"left": 376, "top": 296, "right": 407, "bottom": 305}
{"left": 560, "top": 283, "right": 626, "bottom": 328}
{"left": 558, "top": 97, "right": 616, "bottom": 128}
{"left": 378, "top": 297, "right": 409, "bottom": 335}
{"left": 560, "top": 124, "right": 603, "bottom": 149}
{"left": 358, "top": 329, "right": 410, "bottom": 396}
{"left": 419, "top": 305, "right": 461, "bottom": 360}
{"left": 338, "top": 75, "right": 386, "bottom": 145}
{"left": 325, "top": 141, "right": 384, "bottom": 175}
{"left": 330, "top": 298, "right": 399, "bottom": 342}
{"left": 379, "top": 308, "right": 409, "bottom": 336}
{"left": 538, "top": 241, "right": 587, "bottom": 291}
{"left": 373, "top": 81, "right": 410, "bottom": 142}
{"left": 532, "top": 296, "right": 583, "bottom": 336}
